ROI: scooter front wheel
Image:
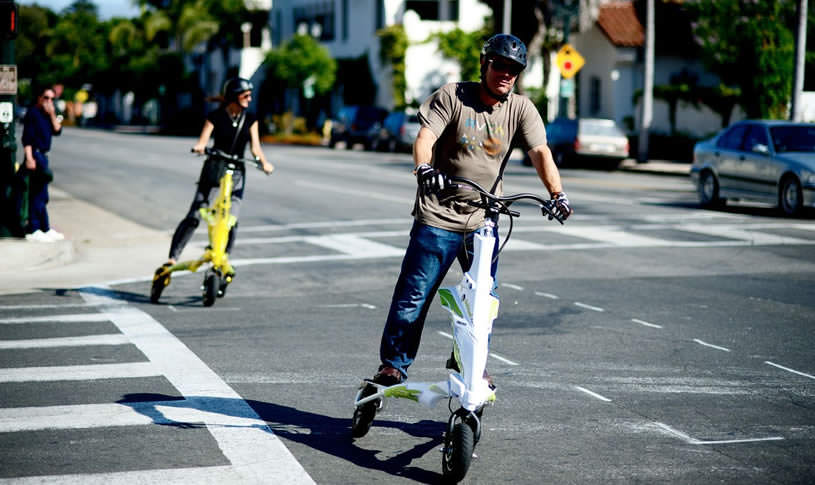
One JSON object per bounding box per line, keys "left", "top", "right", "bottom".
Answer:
{"left": 202, "top": 271, "right": 219, "bottom": 307}
{"left": 442, "top": 421, "right": 475, "bottom": 483}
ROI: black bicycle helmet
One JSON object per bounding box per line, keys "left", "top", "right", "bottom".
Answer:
{"left": 223, "top": 77, "right": 253, "bottom": 102}
{"left": 481, "top": 34, "right": 527, "bottom": 69}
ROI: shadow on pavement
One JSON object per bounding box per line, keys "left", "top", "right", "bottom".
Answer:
{"left": 118, "top": 393, "right": 444, "bottom": 483}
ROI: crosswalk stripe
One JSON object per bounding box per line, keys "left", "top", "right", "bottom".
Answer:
{"left": 0, "top": 362, "right": 159, "bottom": 382}
{"left": 0, "top": 334, "right": 129, "bottom": 349}
{"left": 0, "top": 466, "right": 244, "bottom": 485}
{"left": 0, "top": 314, "right": 111, "bottom": 324}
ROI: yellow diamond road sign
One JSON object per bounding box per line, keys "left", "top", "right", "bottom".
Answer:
{"left": 556, "top": 44, "right": 585, "bottom": 80}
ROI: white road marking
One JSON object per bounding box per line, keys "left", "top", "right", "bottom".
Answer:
{"left": 693, "top": 339, "right": 731, "bottom": 352}
{"left": 631, "top": 318, "right": 662, "bottom": 329}
{"left": 655, "top": 422, "right": 784, "bottom": 445}
{"left": 574, "top": 386, "right": 612, "bottom": 402}
{"left": 239, "top": 218, "right": 407, "bottom": 233}
{"left": 0, "top": 466, "right": 246, "bottom": 484}
{"left": 0, "top": 334, "right": 129, "bottom": 349}
{"left": 535, "top": 291, "right": 559, "bottom": 299}
{"left": 574, "top": 302, "right": 605, "bottom": 312}
{"left": 765, "top": 361, "right": 815, "bottom": 380}
{"left": 0, "top": 362, "right": 159, "bottom": 383}
{"left": 436, "top": 331, "right": 519, "bottom": 366}
{"left": 0, "top": 313, "right": 111, "bottom": 324}
{"left": 0, "top": 302, "right": 106, "bottom": 310}
{"left": 295, "top": 179, "right": 411, "bottom": 204}
{"left": 303, "top": 233, "right": 404, "bottom": 258}
{"left": 318, "top": 303, "right": 377, "bottom": 309}
{"left": 78, "top": 287, "right": 315, "bottom": 484}
{"left": 501, "top": 283, "right": 524, "bottom": 291}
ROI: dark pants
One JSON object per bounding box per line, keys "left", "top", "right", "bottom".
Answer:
{"left": 27, "top": 151, "right": 50, "bottom": 233}
{"left": 169, "top": 168, "right": 245, "bottom": 261}
{"left": 380, "top": 221, "right": 499, "bottom": 380}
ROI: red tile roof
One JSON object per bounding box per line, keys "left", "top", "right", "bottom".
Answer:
{"left": 597, "top": 1, "right": 644, "bottom": 47}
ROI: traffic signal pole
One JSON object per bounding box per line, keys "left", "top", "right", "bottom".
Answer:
{"left": 0, "top": 0, "right": 17, "bottom": 236}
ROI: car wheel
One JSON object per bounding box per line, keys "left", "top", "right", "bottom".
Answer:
{"left": 779, "top": 175, "right": 803, "bottom": 216}
{"left": 698, "top": 170, "right": 725, "bottom": 208}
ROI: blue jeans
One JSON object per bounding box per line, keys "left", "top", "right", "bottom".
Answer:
{"left": 380, "top": 221, "right": 499, "bottom": 380}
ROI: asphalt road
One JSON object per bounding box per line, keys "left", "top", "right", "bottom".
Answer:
{"left": 1, "top": 128, "right": 814, "bottom": 484}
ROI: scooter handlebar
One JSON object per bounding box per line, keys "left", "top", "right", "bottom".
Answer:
{"left": 449, "top": 176, "right": 564, "bottom": 225}
{"left": 192, "top": 147, "right": 266, "bottom": 172}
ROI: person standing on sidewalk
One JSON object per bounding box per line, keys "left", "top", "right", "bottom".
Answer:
{"left": 357, "top": 34, "right": 573, "bottom": 405}
{"left": 21, "top": 85, "right": 63, "bottom": 242}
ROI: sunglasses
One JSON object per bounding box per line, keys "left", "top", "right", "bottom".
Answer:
{"left": 489, "top": 59, "right": 523, "bottom": 76}
{"left": 239, "top": 92, "right": 252, "bottom": 99}
{"left": 42, "top": 95, "right": 54, "bottom": 100}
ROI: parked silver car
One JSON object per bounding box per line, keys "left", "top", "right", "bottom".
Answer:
{"left": 523, "top": 118, "right": 629, "bottom": 168}
{"left": 690, "top": 120, "right": 815, "bottom": 216}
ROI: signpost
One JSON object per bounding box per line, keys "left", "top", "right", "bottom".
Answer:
{"left": 0, "top": 0, "right": 18, "bottom": 236}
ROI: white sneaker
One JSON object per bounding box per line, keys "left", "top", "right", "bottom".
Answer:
{"left": 25, "top": 230, "right": 51, "bottom": 242}
{"left": 44, "top": 229, "right": 65, "bottom": 241}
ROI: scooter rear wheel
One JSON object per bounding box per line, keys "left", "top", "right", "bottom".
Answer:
{"left": 442, "top": 421, "right": 475, "bottom": 483}
{"left": 351, "top": 383, "right": 378, "bottom": 438}
{"left": 202, "top": 272, "right": 219, "bottom": 307}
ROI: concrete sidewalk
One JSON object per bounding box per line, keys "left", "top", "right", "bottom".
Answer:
{"left": 0, "top": 159, "right": 688, "bottom": 296}
{"left": 0, "top": 187, "right": 170, "bottom": 296}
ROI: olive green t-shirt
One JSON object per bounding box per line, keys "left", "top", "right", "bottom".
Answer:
{"left": 413, "top": 82, "right": 548, "bottom": 232}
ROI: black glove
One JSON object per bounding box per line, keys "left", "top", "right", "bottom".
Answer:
{"left": 415, "top": 163, "right": 449, "bottom": 196}
{"left": 550, "top": 192, "right": 573, "bottom": 221}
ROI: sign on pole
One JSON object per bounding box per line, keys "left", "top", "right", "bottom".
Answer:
{"left": 556, "top": 44, "right": 584, "bottom": 80}
{"left": 0, "top": 64, "right": 16, "bottom": 95}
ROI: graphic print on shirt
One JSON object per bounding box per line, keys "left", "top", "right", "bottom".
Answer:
{"left": 460, "top": 116, "right": 506, "bottom": 157}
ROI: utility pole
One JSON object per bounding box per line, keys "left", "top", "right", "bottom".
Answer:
{"left": 790, "top": 0, "right": 807, "bottom": 122}
{"left": 0, "top": 0, "right": 18, "bottom": 237}
{"left": 638, "top": 0, "right": 654, "bottom": 162}
{"left": 553, "top": 0, "right": 579, "bottom": 119}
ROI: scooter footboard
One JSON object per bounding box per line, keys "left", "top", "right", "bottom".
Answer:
{"left": 353, "top": 380, "right": 450, "bottom": 408}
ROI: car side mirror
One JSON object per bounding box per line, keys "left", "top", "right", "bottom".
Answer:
{"left": 752, "top": 143, "right": 769, "bottom": 155}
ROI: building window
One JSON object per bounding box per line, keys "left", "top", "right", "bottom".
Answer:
{"left": 342, "top": 0, "right": 348, "bottom": 41}
{"left": 590, "top": 76, "right": 601, "bottom": 115}
{"left": 293, "top": 1, "right": 335, "bottom": 41}
{"left": 375, "top": 0, "right": 384, "bottom": 30}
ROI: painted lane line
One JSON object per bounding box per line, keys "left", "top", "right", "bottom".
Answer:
{"left": 0, "top": 362, "right": 159, "bottom": 383}
{"left": 80, "top": 287, "right": 315, "bottom": 484}
{"left": 501, "top": 283, "right": 524, "bottom": 291}
{"left": 302, "top": 234, "right": 404, "bottom": 258}
{"left": 573, "top": 386, "right": 612, "bottom": 402}
{"left": 489, "top": 353, "right": 520, "bottom": 366}
{"left": 436, "top": 331, "right": 519, "bottom": 366}
{"left": 535, "top": 291, "right": 559, "bottom": 299}
{"left": 655, "top": 422, "right": 783, "bottom": 445}
{"left": 0, "top": 334, "right": 129, "bottom": 349}
{"left": 765, "top": 361, "right": 815, "bottom": 380}
{"left": 693, "top": 339, "right": 731, "bottom": 352}
{"left": 318, "top": 303, "right": 377, "bottom": 310}
{"left": 574, "top": 302, "right": 605, "bottom": 312}
{"left": 0, "top": 302, "right": 107, "bottom": 310}
{"left": 0, "top": 466, "right": 245, "bottom": 484}
{"left": 239, "top": 217, "right": 407, "bottom": 233}
{"left": 295, "top": 179, "right": 411, "bottom": 205}
{"left": 631, "top": 318, "right": 663, "bottom": 329}
{"left": 0, "top": 313, "right": 110, "bottom": 324}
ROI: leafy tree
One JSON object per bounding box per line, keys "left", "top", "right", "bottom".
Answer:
{"left": 263, "top": 35, "right": 337, "bottom": 95}
{"left": 689, "top": 0, "right": 796, "bottom": 119}
{"left": 432, "top": 27, "right": 490, "bottom": 82}
{"left": 377, "top": 24, "right": 408, "bottom": 108}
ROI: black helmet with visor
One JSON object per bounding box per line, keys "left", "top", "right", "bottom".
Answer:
{"left": 223, "top": 77, "right": 254, "bottom": 103}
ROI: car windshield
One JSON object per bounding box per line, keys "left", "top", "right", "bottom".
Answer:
{"left": 769, "top": 125, "right": 815, "bottom": 153}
